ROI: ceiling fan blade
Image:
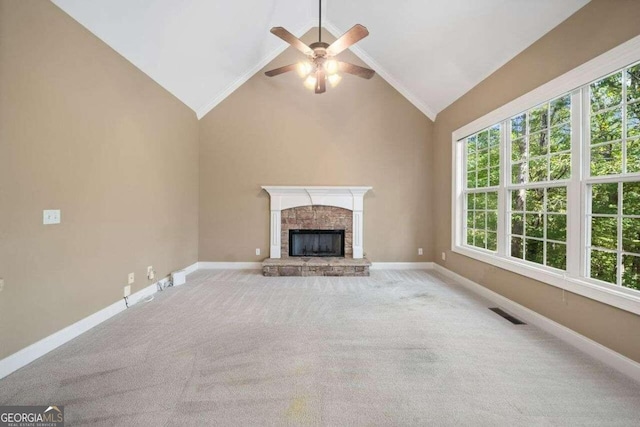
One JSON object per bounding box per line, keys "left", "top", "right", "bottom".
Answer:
{"left": 326, "top": 24, "right": 369, "bottom": 56}
{"left": 270, "top": 27, "right": 313, "bottom": 56}
{"left": 265, "top": 64, "right": 298, "bottom": 77}
{"left": 316, "top": 69, "right": 326, "bottom": 94}
{"left": 338, "top": 62, "right": 375, "bottom": 79}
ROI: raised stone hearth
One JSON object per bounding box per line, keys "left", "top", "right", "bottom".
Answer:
{"left": 262, "top": 257, "right": 371, "bottom": 277}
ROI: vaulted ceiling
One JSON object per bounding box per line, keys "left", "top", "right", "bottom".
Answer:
{"left": 52, "top": 0, "right": 590, "bottom": 120}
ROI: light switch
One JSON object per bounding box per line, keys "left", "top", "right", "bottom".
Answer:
{"left": 43, "top": 210, "right": 61, "bottom": 225}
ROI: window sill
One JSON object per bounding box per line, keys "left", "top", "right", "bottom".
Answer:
{"left": 452, "top": 245, "right": 640, "bottom": 316}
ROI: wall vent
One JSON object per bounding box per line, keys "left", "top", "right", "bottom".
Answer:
{"left": 489, "top": 307, "right": 526, "bottom": 325}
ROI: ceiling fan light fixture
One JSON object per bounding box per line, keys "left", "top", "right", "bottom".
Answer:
{"left": 324, "top": 60, "right": 338, "bottom": 75}
{"left": 303, "top": 75, "right": 317, "bottom": 90}
{"left": 297, "top": 62, "right": 313, "bottom": 78}
{"left": 328, "top": 74, "right": 342, "bottom": 88}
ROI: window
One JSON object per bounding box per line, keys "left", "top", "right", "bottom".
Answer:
{"left": 466, "top": 191, "right": 498, "bottom": 251}
{"left": 588, "top": 182, "right": 640, "bottom": 289}
{"left": 509, "top": 187, "right": 567, "bottom": 270}
{"left": 510, "top": 95, "right": 572, "bottom": 185}
{"left": 464, "top": 126, "right": 500, "bottom": 251}
{"left": 452, "top": 36, "right": 640, "bottom": 314}
{"left": 586, "top": 65, "right": 640, "bottom": 291}
{"left": 508, "top": 96, "right": 571, "bottom": 270}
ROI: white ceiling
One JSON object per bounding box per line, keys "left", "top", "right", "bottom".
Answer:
{"left": 52, "top": 0, "right": 590, "bottom": 120}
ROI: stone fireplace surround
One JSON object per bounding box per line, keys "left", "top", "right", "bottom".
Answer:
{"left": 261, "top": 186, "right": 372, "bottom": 276}
{"left": 281, "top": 206, "right": 352, "bottom": 258}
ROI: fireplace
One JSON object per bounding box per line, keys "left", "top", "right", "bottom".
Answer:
{"left": 289, "top": 229, "right": 345, "bottom": 257}
{"left": 261, "top": 186, "right": 372, "bottom": 276}
{"left": 261, "top": 186, "right": 372, "bottom": 259}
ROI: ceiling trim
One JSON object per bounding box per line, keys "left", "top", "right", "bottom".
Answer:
{"left": 196, "top": 20, "right": 316, "bottom": 119}
{"left": 323, "top": 20, "right": 437, "bottom": 121}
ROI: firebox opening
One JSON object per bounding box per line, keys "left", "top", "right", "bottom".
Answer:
{"left": 289, "top": 229, "right": 345, "bottom": 257}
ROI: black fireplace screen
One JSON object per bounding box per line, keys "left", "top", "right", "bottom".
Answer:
{"left": 289, "top": 229, "right": 345, "bottom": 257}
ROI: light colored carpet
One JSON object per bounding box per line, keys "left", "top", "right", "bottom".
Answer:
{"left": 1, "top": 269, "right": 640, "bottom": 426}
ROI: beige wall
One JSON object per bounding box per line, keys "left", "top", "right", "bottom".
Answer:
{"left": 199, "top": 29, "right": 433, "bottom": 263}
{"left": 433, "top": 0, "right": 640, "bottom": 363}
{"left": 0, "top": 1, "right": 199, "bottom": 359}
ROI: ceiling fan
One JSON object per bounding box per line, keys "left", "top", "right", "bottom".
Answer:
{"left": 264, "top": 0, "right": 375, "bottom": 93}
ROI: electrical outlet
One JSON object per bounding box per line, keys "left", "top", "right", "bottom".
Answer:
{"left": 256, "top": 248, "right": 261, "bottom": 256}
{"left": 128, "top": 272, "right": 134, "bottom": 284}
{"left": 43, "top": 209, "right": 61, "bottom": 225}
{"left": 147, "top": 266, "right": 155, "bottom": 280}
{"left": 123, "top": 285, "right": 131, "bottom": 298}
{"left": 441, "top": 252, "right": 446, "bottom": 261}
{"left": 0, "top": 278, "right": 4, "bottom": 293}
{"left": 418, "top": 248, "right": 423, "bottom": 256}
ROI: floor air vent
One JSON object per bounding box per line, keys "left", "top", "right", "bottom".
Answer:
{"left": 489, "top": 307, "right": 526, "bottom": 325}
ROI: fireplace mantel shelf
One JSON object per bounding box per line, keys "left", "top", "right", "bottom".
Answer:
{"left": 261, "top": 186, "right": 372, "bottom": 259}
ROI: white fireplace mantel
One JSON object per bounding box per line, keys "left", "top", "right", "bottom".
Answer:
{"left": 262, "top": 186, "right": 372, "bottom": 259}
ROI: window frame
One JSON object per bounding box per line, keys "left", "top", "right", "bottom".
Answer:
{"left": 452, "top": 35, "right": 640, "bottom": 315}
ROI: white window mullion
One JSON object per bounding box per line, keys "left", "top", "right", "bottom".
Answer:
{"left": 617, "top": 182, "right": 624, "bottom": 286}
{"left": 497, "top": 120, "right": 509, "bottom": 256}
{"left": 622, "top": 69, "right": 628, "bottom": 174}
{"left": 582, "top": 86, "right": 593, "bottom": 280}
{"left": 566, "top": 89, "right": 583, "bottom": 277}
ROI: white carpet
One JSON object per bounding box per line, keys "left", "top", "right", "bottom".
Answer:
{"left": 1, "top": 269, "right": 639, "bottom": 426}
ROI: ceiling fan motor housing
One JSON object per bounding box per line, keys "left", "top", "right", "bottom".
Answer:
{"left": 309, "top": 42, "right": 330, "bottom": 63}
{"left": 309, "top": 42, "right": 330, "bottom": 51}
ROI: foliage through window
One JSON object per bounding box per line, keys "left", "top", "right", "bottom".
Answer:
{"left": 508, "top": 94, "right": 571, "bottom": 270}
{"left": 589, "top": 65, "right": 640, "bottom": 176}
{"left": 509, "top": 187, "right": 567, "bottom": 270}
{"left": 466, "top": 191, "right": 498, "bottom": 251}
{"left": 464, "top": 126, "right": 500, "bottom": 252}
{"left": 466, "top": 126, "right": 500, "bottom": 190}
{"left": 511, "top": 95, "right": 572, "bottom": 184}
{"left": 587, "top": 64, "right": 640, "bottom": 290}
{"left": 588, "top": 182, "right": 640, "bottom": 290}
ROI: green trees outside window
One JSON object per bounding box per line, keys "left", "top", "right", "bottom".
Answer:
{"left": 588, "top": 182, "right": 640, "bottom": 290}
{"left": 587, "top": 65, "right": 640, "bottom": 290}
{"left": 508, "top": 93, "right": 571, "bottom": 271}
{"left": 465, "top": 125, "right": 500, "bottom": 253}
{"left": 466, "top": 191, "right": 498, "bottom": 251}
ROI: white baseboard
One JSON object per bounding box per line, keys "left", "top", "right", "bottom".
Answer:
{"left": 0, "top": 263, "right": 194, "bottom": 380}
{"left": 431, "top": 263, "right": 640, "bottom": 383}
{"left": 198, "top": 262, "right": 262, "bottom": 270}
{"left": 371, "top": 262, "right": 435, "bottom": 270}
{"left": 183, "top": 262, "right": 199, "bottom": 275}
